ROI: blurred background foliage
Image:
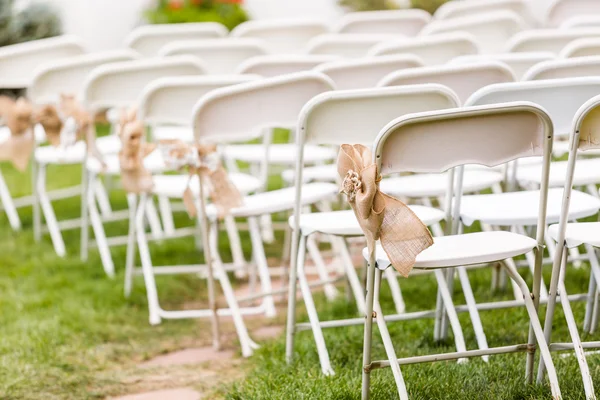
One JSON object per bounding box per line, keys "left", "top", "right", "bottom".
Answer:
{"left": 0, "top": 0, "right": 62, "bottom": 47}
{"left": 339, "top": 0, "right": 448, "bottom": 14}
{"left": 145, "top": 0, "right": 249, "bottom": 30}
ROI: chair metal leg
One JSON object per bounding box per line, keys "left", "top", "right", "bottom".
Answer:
{"left": 224, "top": 214, "right": 247, "bottom": 273}
{"left": 87, "top": 176, "right": 115, "bottom": 277}
{"left": 260, "top": 213, "right": 275, "bottom": 243}
{"left": 440, "top": 268, "right": 456, "bottom": 342}
{"left": 361, "top": 251, "right": 377, "bottom": 400}
{"left": 335, "top": 236, "right": 366, "bottom": 314}
{"left": 457, "top": 266, "right": 489, "bottom": 361}
{"left": 306, "top": 235, "right": 338, "bottom": 301}
{"left": 592, "top": 291, "right": 600, "bottom": 335}
{"left": 248, "top": 216, "right": 276, "bottom": 317}
{"left": 434, "top": 269, "right": 467, "bottom": 359}
{"left": 37, "top": 164, "right": 66, "bottom": 256}
{"left": 285, "top": 229, "right": 300, "bottom": 365}
{"left": 80, "top": 164, "right": 89, "bottom": 261}
{"left": 204, "top": 217, "right": 221, "bottom": 353}
{"left": 297, "top": 234, "right": 334, "bottom": 375}
{"left": 124, "top": 194, "right": 137, "bottom": 297}
{"left": 32, "top": 159, "right": 41, "bottom": 242}
{"left": 135, "top": 194, "right": 162, "bottom": 325}
{"left": 157, "top": 195, "right": 175, "bottom": 236}
{"left": 94, "top": 178, "right": 112, "bottom": 218}
{"left": 373, "top": 269, "right": 409, "bottom": 399}
{"left": 145, "top": 197, "right": 163, "bottom": 240}
{"left": 0, "top": 168, "right": 21, "bottom": 230}
{"left": 384, "top": 268, "right": 406, "bottom": 314}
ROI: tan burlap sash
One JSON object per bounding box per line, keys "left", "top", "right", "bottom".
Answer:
{"left": 0, "top": 96, "right": 35, "bottom": 172}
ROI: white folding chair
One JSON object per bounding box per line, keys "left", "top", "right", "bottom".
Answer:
{"left": 236, "top": 54, "right": 338, "bottom": 77}
{"left": 78, "top": 57, "right": 208, "bottom": 274}
{"left": 124, "top": 22, "right": 227, "bottom": 57}
{"left": 507, "top": 28, "right": 600, "bottom": 53}
{"left": 231, "top": 19, "right": 329, "bottom": 54}
{"left": 523, "top": 56, "right": 600, "bottom": 81}
{"left": 538, "top": 94, "right": 600, "bottom": 399}
{"left": 314, "top": 55, "right": 423, "bottom": 90}
{"left": 449, "top": 52, "right": 555, "bottom": 80}
{"left": 368, "top": 32, "right": 479, "bottom": 65}
{"left": 158, "top": 38, "right": 269, "bottom": 74}
{"left": 560, "top": 15, "right": 600, "bottom": 30}
{"left": 420, "top": 11, "right": 526, "bottom": 54}
{"left": 0, "top": 35, "right": 86, "bottom": 89}
{"left": 379, "top": 61, "right": 516, "bottom": 104}
{"left": 434, "top": 0, "right": 536, "bottom": 26}
{"left": 334, "top": 9, "right": 430, "bottom": 36}
{"left": 560, "top": 37, "right": 600, "bottom": 58}
{"left": 545, "top": 0, "right": 600, "bottom": 28}
{"left": 360, "top": 102, "right": 561, "bottom": 400}
{"left": 132, "top": 72, "right": 337, "bottom": 334}
{"left": 285, "top": 84, "right": 463, "bottom": 375}
{"left": 307, "top": 34, "right": 394, "bottom": 58}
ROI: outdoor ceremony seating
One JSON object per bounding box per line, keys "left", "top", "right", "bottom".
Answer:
{"left": 334, "top": 9, "right": 430, "bottom": 35}
{"left": 449, "top": 52, "right": 555, "bottom": 80}
{"left": 236, "top": 54, "right": 338, "bottom": 77}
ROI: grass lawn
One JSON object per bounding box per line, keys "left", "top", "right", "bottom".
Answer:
{"left": 0, "top": 127, "right": 599, "bottom": 399}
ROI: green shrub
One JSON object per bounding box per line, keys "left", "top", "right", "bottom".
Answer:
{"left": 0, "top": 0, "right": 62, "bottom": 47}
{"left": 339, "top": 0, "right": 448, "bottom": 13}
{"left": 146, "top": 0, "right": 249, "bottom": 31}
{"left": 410, "top": 0, "right": 448, "bottom": 14}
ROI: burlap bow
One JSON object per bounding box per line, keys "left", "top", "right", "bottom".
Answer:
{"left": 159, "top": 139, "right": 243, "bottom": 219}
{"left": 338, "top": 144, "right": 433, "bottom": 277}
{"left": 0, "top": 96, "right": 35, "bottom": 172}
{"left": 118, "top": 109, "right": 155, "bottom": 194}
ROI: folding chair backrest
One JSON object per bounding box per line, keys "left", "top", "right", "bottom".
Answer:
{"left": 236, "top": 55, "right": 338, "bottom": 77}
{"left": 307, "top": 34, "right": 394, "bottom": 58}
{"left": 28, "top": 50, "right": 139, "bottom": 105}
{"left": 435, "top": 0, "right": 535, "bottom": 25}
{"left": 192, "top": 71, "right": 335, "bottom": 143}
{"left": 560, "top": 37, "right": 600, "bottom": 58}
{"left": 299, "top": 84, "right": 459, "bottom": 147}
{"left": 83, "top": 56, "right": 206, "bottom": 112}
{"left": 421, "top": 11, "right": 526, "bottom": 54}
{"left": 315, "top": 55, "right": 423, "bottom": 89}
{"left": 139, "top": 75, "right": 258, "bottom": 126}
{"left": 507, "top": 28, "right": 600, "bottom": 53}
{"left": 523, "top": 56, "right": 600, "bottom": 81}
{"left": 375, "top": 102, "right": 551, "bottom": 174}
{"left": 546, "top": 0, "right": 600, "bottom": 28}
{"left": 560, "top": 16, "right": 600, "bottom": 30}
{"left": 573, "top": 94, "right": 600, "bottom": 151}
{"left": 466, "top": 77, "right": 600, "bottom": 136}
{"left": 334, "top": 9, "right": 431, "bottom": 36}
{"left": 379, "top": 61, "right": 515, "bottom": 104}
{"left": 159, "top": 39, "right": 269, "bottom": 74}
{"left": 124, "top": 22, "right": 227, "bottom": 57}
{"left": 0, "top": 35, "right": 86, "bottom": 89}
{"left": 231, "top": 19, "right": 329, "bottom": 54}
{"left": 369, "top": 32, "right": 479, "bottom": 65}
{"left": 449, "top": 52, "right": 554, "bottom": 80}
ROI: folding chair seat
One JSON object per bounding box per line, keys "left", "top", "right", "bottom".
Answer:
{"left": 369, "top": 32, "right": 479, "bottom": 65}
{"left": 545, "top": 0, "right": 600, "bottom": 28}
{"left": 449, "top": 52, "right": 555, "bottom": 80}
{"left": 507, "top": 28, "right": 600, "bottom": 53}
{"left": 124, "top": 22, "right": 227, "bottom": 57}
{"left": 435, "top": 0, "right": 536, "bottom": 26}
{"left": 535, "top": 94, "right": 600, "bottom": 400}
{"left": 334, "top": 9, "right": 430, "bottom": 36}
{"left": 420, "top": 11, "right": 527, "bottom": 54}
{"left": 285, "top": 84, "right": 481, "bottom": 377}
{"left": 231, "top": 19, "right": 329, "bottom": 54}
{"left": 307, "top": 34, "right": 394, "bottom": 58}
{"left": 130, "top": 73, "right": 337, "bottom": 355}
{"left": 236, "top": 55, "right": 338, "bottom": 77}
{"left": 560, "top": 37, "right": 600, "bottom": 58}
{"left": 159, "top": 39, "right": 269, "bottom": 74}
{"left": 358, "top": 103, "right": 561, "bottom": 399}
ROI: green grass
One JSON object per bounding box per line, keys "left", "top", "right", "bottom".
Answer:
{"left": 0, "top": 127, "right": 599, "bottom": 399}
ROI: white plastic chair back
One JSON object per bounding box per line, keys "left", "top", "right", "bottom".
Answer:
{"left": 507, "top": 28, "right": 600, "bottom": 53}
{"left": 523, "top": 56, "right": 600, "bottom": 80}
{"left": 82, "top": 56, "right": 206, "bottom": 112}
{"left": 379, "top": 61, "right": 515, "bottom": 104}
{"left": 546, "top": 0, "right": 600, "bottom": 28}
{"left": 236, "top": 55, "right": 337, "bottom": 77}
{"left": 192, "top": 71, "right": 335, "bottom": 143}
{"left": 139, "top": 75, "right": 258, "bottom": 126}
{"left": 0, "top": 35, "right": 86, "bottom": 88}
{"left": 307, "top": 34, "right": 394, "bottom": 58}
{"left": 334, "top": 10, "right": 430, "bottom": 36}
{"left": 124, "top": 23, "right": 227, "bottom": 57}
{"left": 573, "top": 95, "right": 600, "bottom": 151}
{"left": 421, "top": 11, "right": 526, "bottom": 54}
{"left": 449, "top": 52, "right": 554, "bottom": 80}
{"left": 299, "top": 84, "right": 459, "bottom": 147}
{"left": 159, "top": 39, "right": 269, "bottom": 74}
{"left": 369, "top": 32, "right": 479, "bottom": 65}
{"left": 560, "top": 37, "right": 600, "bottom": 58}
{"left": 560, "top": 16, "right": 600, "bottom": 30}
{"left": 435, "top": 0, "right": 534, "bottom": 24}
{"left": 28, "top": 50, "right": 139, "bottom": 105}
{"left": 466, "top": 77, "right": 600, "bottom": 137}
{"left": 315, "top": 55, "right": 423, "bottom": 90}
{"left": 231, "top": 19, "right": 329, "bottom": 54}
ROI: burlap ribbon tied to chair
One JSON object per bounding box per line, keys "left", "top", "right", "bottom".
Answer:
{"left": 0, "top": 96, "right": 35, "bottom": 172}
{"left": 338, "top": 144, "right": 433, "bottom": 277}
{"left": 118, "top": 109, "right": 155, "bottom": 194}
{"left": 159, "top": 139, "right": 243, "bottom": 219}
